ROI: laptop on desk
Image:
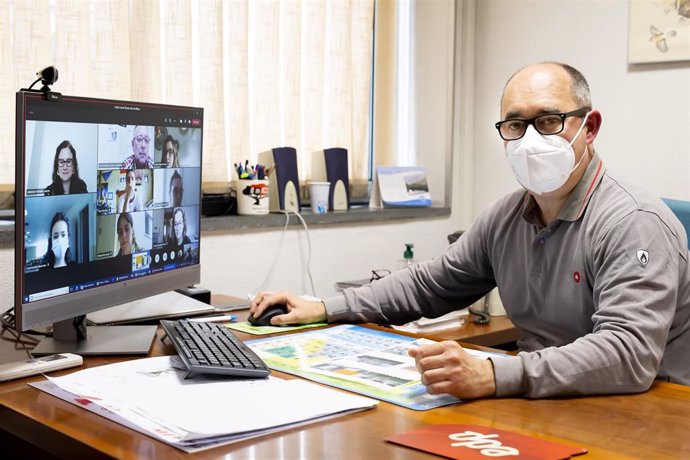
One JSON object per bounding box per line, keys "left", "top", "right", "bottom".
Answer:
{"left": 87, "top": 291, "right": 250, "bottom": 325}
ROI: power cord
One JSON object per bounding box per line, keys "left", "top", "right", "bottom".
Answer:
{"left": 1, "top": 308, "right": 50, "bottom": 357}
{"left": 250, "top": 210, "right": 317, "bottom": 298}
{"left": 251, "top": 212, "right": 291, "bottom": 295}
{"left": 288, "top": 210, "right": 317, "bottom": 298}
{"left": 468, "top": 295, "right": 491, "bottom": 325}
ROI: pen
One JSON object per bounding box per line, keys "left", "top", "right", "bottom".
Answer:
{"left": 189, "top": 314, "right": 238, "bottom": 323}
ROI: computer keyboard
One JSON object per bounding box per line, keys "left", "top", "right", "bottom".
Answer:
{"left": 160, "top": 319, "right": 270, "bottom": 379}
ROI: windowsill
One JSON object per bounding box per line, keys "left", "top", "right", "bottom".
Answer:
{"left": 0, "top": 206, "right": 450, "bottom": 248}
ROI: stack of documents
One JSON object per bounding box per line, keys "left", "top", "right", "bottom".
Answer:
{"left": 31, "top": 356, "right": 377, "bottom": 452}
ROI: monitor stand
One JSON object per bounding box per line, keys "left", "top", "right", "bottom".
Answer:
{"left": 31, "top": 315, "right": 157, "bottom": 356}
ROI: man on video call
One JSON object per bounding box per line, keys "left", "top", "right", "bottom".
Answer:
{"left": 250, "top": 62, "right": 690, "bottom": 399}
{"left": 169, "top": 170, "right": 184, "bottom": 208}
{"left": 121, "top": 126, "right": 155, "bottom": 170}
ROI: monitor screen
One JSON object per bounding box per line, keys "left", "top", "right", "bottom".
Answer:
{"left": 14, "top": 91, "right": 204, "bottom": 350}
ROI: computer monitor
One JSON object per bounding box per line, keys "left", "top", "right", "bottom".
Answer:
{"left": 14, "top": 91, "right": 204, "bottom": 355}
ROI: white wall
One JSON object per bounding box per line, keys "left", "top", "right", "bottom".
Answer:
{"left": 201, "top": 218, "right": 458, "bottom": 299}
{"left": 470, "top": 0, "right": 690, "bottom": 217}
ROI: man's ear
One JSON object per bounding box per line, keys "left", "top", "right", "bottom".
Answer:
{"left": 585, "top": 109, "right": 602, "bottom": 144}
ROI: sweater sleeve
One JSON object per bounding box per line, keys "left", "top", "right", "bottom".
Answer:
{"left": 324, "top": 212, "right": 498, "bottom": 324}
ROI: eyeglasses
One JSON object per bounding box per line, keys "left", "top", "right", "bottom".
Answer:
{"left": 134, "top": 136, "right": 151, "bottom": 144}
{"left": 370, "top": 269, "right": 391, "bottom": 283}
{"left": 57, "top": 159, "right": 74, "bottom": 167}
{"left": 495, "top": 107, "right": 589, "bottom": 141}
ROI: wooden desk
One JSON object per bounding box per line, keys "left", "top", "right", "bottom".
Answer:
{"left": 425, "top": 315, "right": 520, "bottom": 348}
{"left": 212, "top": 294, "right": 520, "bottom": 348}
{"left": 2, "top": 322, "right": 689, "bottom": 459}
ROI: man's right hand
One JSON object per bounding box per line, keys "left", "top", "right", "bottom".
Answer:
{"left": 249, "top": 291, "right": 327, "bottom": 326}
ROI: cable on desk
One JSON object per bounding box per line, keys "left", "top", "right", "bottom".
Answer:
{"left": 1, "top": 307, "right": 47, "bottom": 357}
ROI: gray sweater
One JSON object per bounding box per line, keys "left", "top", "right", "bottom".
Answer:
{"left": 325, "top": 154, "right": 690, "bottom": 398}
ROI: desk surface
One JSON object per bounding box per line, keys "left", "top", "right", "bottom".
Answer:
{"left": 1, "top": 300, "right": 688, "bottom": 459}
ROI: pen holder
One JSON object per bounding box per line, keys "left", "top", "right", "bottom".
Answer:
{"left": 236, "top": 179, "right": 270, "bottom": 215}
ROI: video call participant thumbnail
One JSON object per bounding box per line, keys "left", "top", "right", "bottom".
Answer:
{"left": 151, "top": 168, "right": 199, "bottom": 209}
{"left": 24, "top": 194, "right": 96, "bottom": 272}
{"left": 121, "top": 126, "right": 155, "bottom": 170}
{"left": 169, "top": 170, "right": 184, "bottom": 208}
{"left": 163, "top": 134, "right": 180, "bottom": 168}
{"left": 169, "top": 207, "right": 191, "bottom": 249}
{"left": 117, "top": 212, "right": 143, "bottom": 256}
{"left": 44, "top": 212, "right": 75, "bottom": 268}
{"left": 45, "top": 140, "right": 88, "bottom": 196}
{"left": 152, "top": 126, "right": 202, "bottom": 168}
{"left": 117, "top": 170, "right": 144, "bottom": 213}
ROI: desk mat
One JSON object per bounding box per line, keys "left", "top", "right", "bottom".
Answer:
{"left": 245, "top": 324, "right": 462, "bottom": 410}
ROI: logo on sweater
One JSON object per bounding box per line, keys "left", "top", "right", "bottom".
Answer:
{"left": 636, "top": 249, "right": 649, "bottom": 266}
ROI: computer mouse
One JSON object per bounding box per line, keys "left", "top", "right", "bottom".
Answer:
{"left": 247, "top": 304, "right": 289, "bottom": 327}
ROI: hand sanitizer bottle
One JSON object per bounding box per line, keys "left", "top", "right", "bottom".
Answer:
{"left": 398, "top": 243, "right": 416, "bottom": 270}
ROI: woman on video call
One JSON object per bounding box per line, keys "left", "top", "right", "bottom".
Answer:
{"left": 116, "top": 212, "right": 142, "bottom": 256}
{"left": 44, "top": 212, "right": 75, "bottom": 268}
{"left": 170, "top": 207, "right": 191, "bottom": 249}
{"left": 163, "top": 134, "right": 180, "bottom": 168}
{"left": 45, "top": 140, "right": 88, "bottom": 195}
{"left": 117, "top": 170, "right": 143, "bottom": 213}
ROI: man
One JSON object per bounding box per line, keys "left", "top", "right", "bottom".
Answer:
{"left": 169, "top": 170, "right": 184, "bottom": 208}
{"left": 121, "top": 126, "right": 155, "bottom": 169}
{"left": 251, "top": 62, "right": 690, "bottom": 399}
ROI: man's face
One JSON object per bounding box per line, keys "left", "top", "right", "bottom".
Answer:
{"left": 164, "top": 141, "right": 175, "bottom": 167}
{"left": 131, "top": 127, "right": 151, "bottom": 165}
{"left": 500, "top": 64, "right": 589, "bottom": 196}
{"left": 170, "top": 177, "right": 183, "bottom": 207}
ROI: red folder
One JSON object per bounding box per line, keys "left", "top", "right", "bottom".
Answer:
{"left": 386, "top": 424, "right": 587, "bottom": 460}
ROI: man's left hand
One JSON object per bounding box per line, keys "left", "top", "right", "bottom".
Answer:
{"left": 409, "top": 341, "right": 496, "bottom": 399}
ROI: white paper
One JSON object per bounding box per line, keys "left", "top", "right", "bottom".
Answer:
{"left": 31, "top": 356, "right": 377, "bottom": 452}
{"left": 392, "top": 309, "right": 469, "bottom": 333}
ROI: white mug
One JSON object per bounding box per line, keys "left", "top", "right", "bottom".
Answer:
{"left": 236, "top": 180, "right": 270, "bottom": 215}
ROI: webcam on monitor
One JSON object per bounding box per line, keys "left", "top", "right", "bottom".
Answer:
{"left": 20, "top": 65, "right": 62, "bottom": 101}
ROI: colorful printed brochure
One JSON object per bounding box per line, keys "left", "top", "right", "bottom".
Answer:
{"left": 246, "top": 325, "right": 503, "bottom": 410}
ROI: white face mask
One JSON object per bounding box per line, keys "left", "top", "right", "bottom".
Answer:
{"left": 505, "top": 113, "right": 589, "bottom": 195}
{"left": 52, "top": 238, "right": 68, "bottom": 262}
